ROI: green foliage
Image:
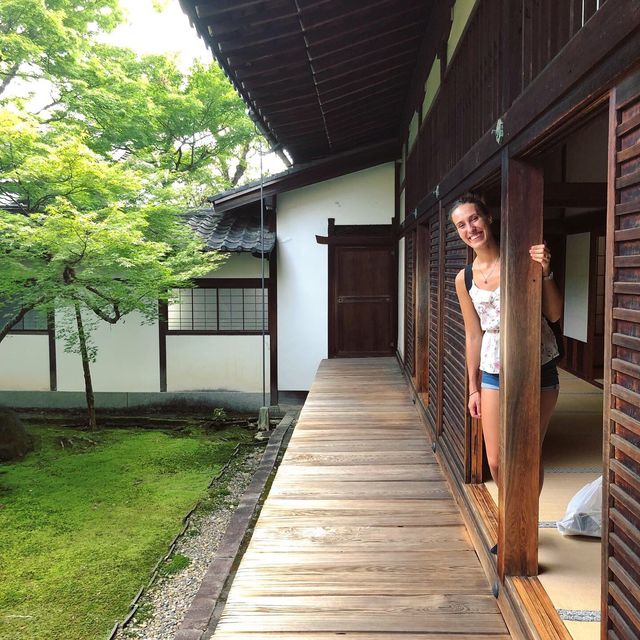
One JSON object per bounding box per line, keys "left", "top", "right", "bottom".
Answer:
{"left": 159, "top": 553, "right": 190, "bottom": 576}
{"left": 0, "top": 111, "right": 223, "bottom": 348}
{"left": 61, "top": 49, "right": 256, "bottom": 197}
{"left": 211, "top": 407, "right": 228, "bottom": 423}
{"left": 0, "top": 0, "right": 123, "bottom": 97}
{"left": 0, "top": 0, "right": 259, "bottom": 424}
{"left": 0, "top": 423, "right": 249, "bottom": 640}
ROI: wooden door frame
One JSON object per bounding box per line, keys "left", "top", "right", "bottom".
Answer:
{"left": 499, "top": 152, "right": 544, "bottom": 578}
{"left": 325, "top": 219, "right": 396, "bottom": 358}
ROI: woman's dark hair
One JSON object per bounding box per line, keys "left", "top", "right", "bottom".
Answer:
{"left": 448, "top": 194, "right": 490, "bottom": 220}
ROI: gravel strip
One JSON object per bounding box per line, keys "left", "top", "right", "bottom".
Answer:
{"left": 118, "top": 446, "right": 265, "bottom": 640}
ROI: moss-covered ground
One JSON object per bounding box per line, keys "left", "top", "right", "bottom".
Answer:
{"left": 0, "top": 423, "right": 253, "bottom": 640}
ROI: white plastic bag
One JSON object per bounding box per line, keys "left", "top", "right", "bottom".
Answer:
{"left": 556, "top": 475, "right": 602, "bottom": 537}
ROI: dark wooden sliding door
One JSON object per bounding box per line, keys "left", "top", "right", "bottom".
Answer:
{"left": 602, "top": 69, "right": 640, "bottom": 640}
{"left": 328, "top": 225, "right": 395, "bottom": 358}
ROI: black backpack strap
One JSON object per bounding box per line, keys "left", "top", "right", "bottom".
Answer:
{"left": 464, "top": 264, "right": 473, "bottom": 292}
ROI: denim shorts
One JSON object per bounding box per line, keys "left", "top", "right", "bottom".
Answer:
{"left": 480, "top": 360, "right": 560, "bottom": 391}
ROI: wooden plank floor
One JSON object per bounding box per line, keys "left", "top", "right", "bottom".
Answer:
{"left": 211, "top": 358, "right": 510, "bottom": 639}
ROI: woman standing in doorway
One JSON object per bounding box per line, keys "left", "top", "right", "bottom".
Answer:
{"left": 452, "top": 194, "right": 563, "bottom": 514}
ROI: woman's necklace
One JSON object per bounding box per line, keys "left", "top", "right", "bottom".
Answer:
{"left": 476, "top": 256, "right": 500, "bottom": 284}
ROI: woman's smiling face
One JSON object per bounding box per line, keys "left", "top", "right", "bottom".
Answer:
{"left": 451, "top": 203, "right": 493, "bottom": 249}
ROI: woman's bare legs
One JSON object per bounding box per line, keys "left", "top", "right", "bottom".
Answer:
{"left": 482, "top": 387, "right": 558, "bottom": 493}
{"left": 481, "top": 388, "right": 500, "bottom": 484}
{"left": 539, "top": 389, "right": 559, "bottom": 493}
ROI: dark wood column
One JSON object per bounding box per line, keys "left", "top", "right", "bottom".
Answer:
{"left": 436, "top": 201, "right": 446, "bottom": 437}
{"left": 415, "top": 223, "right": 429, "bottom": 400}
{"left": 498, "top": 153, "right": 544, "bottom": 578}
{"left": 268, "top": 245, "right": 278, "bottom": 406}
{"left": 158, "top": 301, "right": 168, "bottom": 392}
{"left": 47, "top": 311, "right": 57, "bottom": 391}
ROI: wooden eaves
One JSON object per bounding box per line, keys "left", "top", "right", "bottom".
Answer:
{"left": 178, "top": 0, "right": 436, "bottom": 164}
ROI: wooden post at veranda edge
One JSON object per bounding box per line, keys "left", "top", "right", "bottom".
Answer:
{"left": 499, "top": 152, "right": 543, "bottom": 578}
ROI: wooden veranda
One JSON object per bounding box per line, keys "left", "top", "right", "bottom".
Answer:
{"left": 210, "top": 358, "right": 510, "bottom": 639}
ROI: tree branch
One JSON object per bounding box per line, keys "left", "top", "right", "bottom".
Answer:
{"left": 231, "top": 142, "right": 251, "bottom": 187}
{"left": 0, "top": 297, "right": 47, "bottom": 343}
{"left": 83, "top": 285, "right": 122, "bottom": 324}
{"left": 0, "top": 62, "right": 22, "bottom": 98}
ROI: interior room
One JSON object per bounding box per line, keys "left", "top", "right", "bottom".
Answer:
{"left": 485, "top": 110, "right": 608, "bottom": 640}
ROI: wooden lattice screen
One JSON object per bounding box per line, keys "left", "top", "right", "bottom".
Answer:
{"left": 405, "top": 230, "right": 416, "bottom": 376}
{"left": 439, "top": 218, "right": 469, "bottom": 480}
{"left": 602, "top": 69, "right": 640, "bottom": 639}
{"left": 426, "top": 212, "right": 441, "bottom": 435}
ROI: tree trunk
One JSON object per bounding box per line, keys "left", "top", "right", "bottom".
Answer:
{"left": 74, "top": 304, "right": 97, "bottom": 430}
{"left": 0, "top": 62, "right": 21, "bottom": 98}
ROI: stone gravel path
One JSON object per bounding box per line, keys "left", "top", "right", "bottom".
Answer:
{"left": 119, "top": 447, "right": 264, "bottom": 640}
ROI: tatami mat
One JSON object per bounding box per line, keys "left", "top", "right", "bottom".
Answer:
{"left": 563, "top": 620, "right": 600, "bottom": 640}
{"left": 537, "top": 528, "right": 601, "bottom": 611}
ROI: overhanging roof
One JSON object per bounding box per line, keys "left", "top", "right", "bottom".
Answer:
{"left": 209, "top": 138, "right": 396, "bottom": 212}
{"left": 179, "top": 0, "right": 435, "bottom": 164}
{"left": 184, "top": 205, "right": 275, "bottom": 257}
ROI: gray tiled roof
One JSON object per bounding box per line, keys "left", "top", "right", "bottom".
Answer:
{"left": 184, "top": 208, "right": 275, "bottom": 257}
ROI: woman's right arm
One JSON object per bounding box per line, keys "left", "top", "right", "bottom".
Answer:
{"left": 455, "top": 269, "right": 483, "bottom": 418}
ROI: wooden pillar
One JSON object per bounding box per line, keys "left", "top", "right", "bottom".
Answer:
{"left": 158, "top": 301, "right": 168, "bottom": 393}
{"left": 498, "top": 152, "right": 543, "bottom": 578}
{"left": 415, "top": 223, "right": 430, "bottom": 399}
{"left": 436, "top": 201, "right": 446, "bottom": 437}
{"left": 269, "top": 244, "right": 278, "bottom": 406}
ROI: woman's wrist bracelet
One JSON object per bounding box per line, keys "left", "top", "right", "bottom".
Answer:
{"left": 469, "top": 390, "right": 480, "bottom": 397}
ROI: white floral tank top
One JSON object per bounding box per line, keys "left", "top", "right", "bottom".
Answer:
{"left": 469, "top": 284, "right": 559, "bottom": 374}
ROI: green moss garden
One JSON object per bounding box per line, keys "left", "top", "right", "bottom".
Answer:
{"left": 0, "top": 422, "right": 253, "bottom": 640}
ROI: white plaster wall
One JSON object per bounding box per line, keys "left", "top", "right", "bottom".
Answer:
{"left": 422, "top": 58, "right": 441, "bottom": 119}
{"left": 56, "top": 310, "right": 160, "bottom": 392}
{"left": 205, "top": 253, "right": 269, "bottom": 278}
{"left": 397, "top": 237, "right": 405, "bottom": 360}
{"left": 448, "top": 0, "right": 478, "bottom": 63}
{"left": 277, "top": 163, "right": 395, "bottom": 390}
{"left": 0, "top": 335, "right": 50, "bottom": 390}
{"left": 564, "top": 232, "right": 591, "bottom": 343}
{"left": 167, "top": 335, "right": 268, "bottom": 392}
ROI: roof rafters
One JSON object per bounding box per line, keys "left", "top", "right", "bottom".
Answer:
{"left": 181, "top": 0, "right": 434, "bottom": 162}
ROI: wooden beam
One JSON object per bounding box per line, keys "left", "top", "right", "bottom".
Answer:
{"left": 436, "top": 201, "right": 445, "bottom": 438}
{"left": 501, "top": 0, "right": 523, "bottom": 112}
{"left": 269, "top": 222, "right": 278, "bottom": 407}
{"left": 498, "top": 153, "right": 543, "bottom": 578}
{"left": 320, "top": 72, "right": 410, "bottom": 106}
{"left": 311, "top": 25, "right": 422, "bottom": 74}
{"left": 308, "top": 12, "right": 424, "bottom": 59}
{"left": 47, "top": 311, "right": 57, "bottom": 391}
{"left": 315, "top": 52, "right": 416, "bottom": 88}
{"left": 330, "top": 127, "right": 397, "bottom": 149}
{"left": 238, "top": 67, "right": 311, "bottom": 90}
{"left": 399, "top": 0, "right": 453, "bottom": 135}
{"left": 322, "top": 82, "right": 407, "bottom": 114}
{"left": 247, "top": 87, "right": 318, "bottom": 105}
{"left": 415, "top": 222, "right": 430, "bottom": 398}
{"left": 324, "top": 97, "right": 403, "bottom": 127}
{"left": 211, "top": 139, "right": 398, "bottom": 212}
{"left": 305, "top": 2, "right": 425, "bottom": 48}
{"left": 412, "top": 0, "right": 640, "bottom": 223}
{"left": 214, "top": 21, "right": 302, "bottom": 53}
{"left": 484, "top": 182, "right": 607, "bottom": 208}
{"left": 301, "top": 0, "right": 401, "bottom": 30}
{"left": 158, "top": 301, "right": 168, "bottom": 393}
{"left": 544, "top": 182, "right": 607, "bottom": 207}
